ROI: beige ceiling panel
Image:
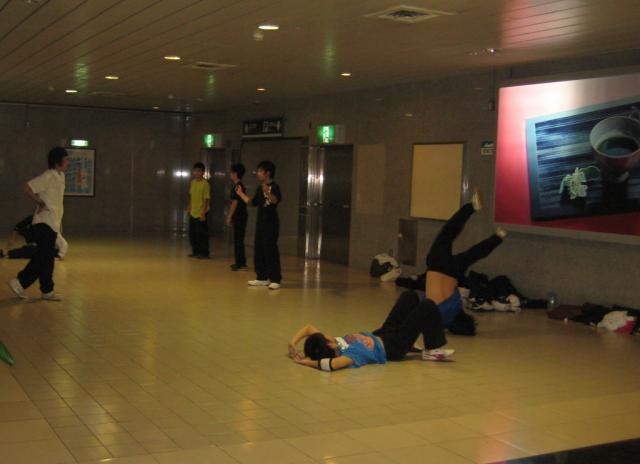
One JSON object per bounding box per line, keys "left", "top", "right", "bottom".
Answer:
{"left": 11, "top": 0, "right": 275, "bottom": 96}
{"left": 0, "top": 0, "right": 41, "bottom": 38}
{"left": 0, "top": 0, "right": 86, "bottom": 52}
{"left": 0, "top": 0, "right": 639, "bottom": 111}
{"left": 0, "top": 0, "right": 123, "bottom": 62}
{"left": 503, "top": 0, "right": 587, "bottom": 19}
{"left": 0, "top": 0, "right": 161, "bottom": 88}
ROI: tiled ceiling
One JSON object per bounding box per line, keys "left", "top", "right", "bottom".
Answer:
{"left": 0, "top": 0, "right": 639, "bottom": 112}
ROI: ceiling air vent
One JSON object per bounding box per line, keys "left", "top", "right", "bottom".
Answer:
{"left": 365, "top": 5, "right": 455, "bottom": 24}
{"left": 186, "top": 62, "right": 237, "bottom": 71}
{"left": 90, "top": 90, "right": 130, "bottom": 98}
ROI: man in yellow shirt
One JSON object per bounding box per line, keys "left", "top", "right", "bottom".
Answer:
{"left": 187, "top": 162, "right": 211, "bottom": 258}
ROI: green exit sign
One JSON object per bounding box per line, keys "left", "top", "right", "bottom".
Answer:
{"left": 317, "top": 125, "right": 335, "bottom": 144}
{"left": 203, "top": 133, "right": 216, "bottom": 148}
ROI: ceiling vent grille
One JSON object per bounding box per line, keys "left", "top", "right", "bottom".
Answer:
{"left": 90, "top": 90, "right": 130, "bottom": 98}
{"left": 186, "top": 62, "right": 237, "bottom": 71}
{"left": 365, "top": 5, "right": 455, "bottom": 23}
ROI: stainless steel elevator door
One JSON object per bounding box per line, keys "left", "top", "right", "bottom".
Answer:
{"left": 320, "top": 146, "right": 353, "bottom": 265}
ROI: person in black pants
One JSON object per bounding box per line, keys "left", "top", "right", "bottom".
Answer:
{"left": 226, "top": 163, "right": 248, "bottom": 271}
{"left": 235, "top": 160, "right": 282, "bottom": 290}
{"left": 426, "top": 188, "right": 507, "bottom": 327}
{"left": 286, "top": 291, "right": 455, "bottom": 372}
{"left": 187, "top": 162, "right": 211, "bottom": 259}
{"left": 372, "top": 290, "right": 452, "bottom": 361}
{"left": 8, "top": 147, "right": 68, "bottom": 301}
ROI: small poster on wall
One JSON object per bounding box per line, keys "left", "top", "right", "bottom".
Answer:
{"left": 65, "top": 148, "right": 95, "bottom": 197}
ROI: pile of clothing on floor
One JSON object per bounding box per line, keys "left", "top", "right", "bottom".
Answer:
{"left": 548, "top": 303, "right": 640, "bottom": 334}
{"left": 396, "top": 270, "right": 547, "bottom": 313}
{"left": 369, "top": 254, "right": 402, "bottom": 282}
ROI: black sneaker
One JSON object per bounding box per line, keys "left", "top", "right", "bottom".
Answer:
{"left": 231, "top": 264, "right": 248, "bottom": 271}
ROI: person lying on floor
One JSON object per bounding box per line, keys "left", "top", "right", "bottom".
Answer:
{"left": 288, "top": 289, "right": 455, "bottom": 371}
{"left": 424, "top": 188, "right": 506, "bottom": 330}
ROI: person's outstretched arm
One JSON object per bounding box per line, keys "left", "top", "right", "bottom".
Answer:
{"left": 293, "top": 355, "right": 353, "bottom": 371}
{"left": 288, "top": 324, "right": 319, "bottom": 358}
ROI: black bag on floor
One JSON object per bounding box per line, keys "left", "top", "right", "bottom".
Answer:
{"left": 449, "top": 310, "right": 476, "bottom": 336}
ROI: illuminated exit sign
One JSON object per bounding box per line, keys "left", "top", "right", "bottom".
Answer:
{"left": 70, "top": 139, "right": 89, "bottom": 147}
{"left": 316, "top": 124, "right": 345, "bottom": 145}
{"left": 203, "top": 133, "right": 216, "bottom": 148}
{"left": 317, "top": 125, "right": 335, "bottom": 144}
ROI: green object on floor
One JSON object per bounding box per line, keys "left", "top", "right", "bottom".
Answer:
{"left": 0, "top": 340, "right": 14, "bottom": 366}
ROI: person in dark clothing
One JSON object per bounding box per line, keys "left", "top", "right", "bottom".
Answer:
{"left": 226, "top": 163, "right": 248, "bottom": 271}
{"left": 287, "top": 290, "right": 455, "bottom": 372}
{"left": 8, "top": 147, "right": 68, "bottom": 301}
{"left": 235, "top": 160, "right": 282, "bottom": 290}
{"left": 425, "top": 188, "right": 507, "bottom": 327}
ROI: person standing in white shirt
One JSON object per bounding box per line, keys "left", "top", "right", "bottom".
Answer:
{"left": 9, "top": 147, "right": 69, "bottom": 301}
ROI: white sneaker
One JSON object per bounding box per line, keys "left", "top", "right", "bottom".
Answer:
{"left": 8, "top": 279, "right": 28, "bottom": 299}
{"left": 41, "top": 292, "right": 63, "bottom": 301}
{"left": 268, "top": 282, "right": 281, "bottom": 290}
{"left": 422, "top": 348, "right": 455, "bottom": 361}
{"left": 248, "top": 280, "right": 269, "bottom": 286}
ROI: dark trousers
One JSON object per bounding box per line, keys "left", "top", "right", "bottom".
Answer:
{"left": 189, "top": 216, "right": 210, "bottom": 257}
{"left": 233, "top": 215, "right": 247, "bottom": 267}
{"left": 373, "top": 290, "right": 447, "bottom": 360}
{"left": 9, "top": 245, "right": 38, "bottom": 259}
{"left": 254, "top": 221, "right": 281, "bottom": 283}
{"left": 17, "top": 223, "right": 57, "bottom": 293}
{"left": 426, "top": 203, "right": 503, "bottom": 280}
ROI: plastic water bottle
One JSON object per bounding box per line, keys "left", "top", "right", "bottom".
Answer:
{"left": 547, "top": 292, "right": 556, "bottom": 313}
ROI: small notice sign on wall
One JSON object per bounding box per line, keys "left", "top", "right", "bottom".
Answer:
{"left": 481, "top": 140, "right": 495, "bottom": 156}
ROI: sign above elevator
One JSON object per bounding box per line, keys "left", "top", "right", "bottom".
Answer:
{"left": 316, "top": 124, "right": 345, "bottom": 144}
{"left": 242, "top": 117, "right": 284, "bottom": 139}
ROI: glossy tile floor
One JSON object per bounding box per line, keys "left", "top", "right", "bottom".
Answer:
{"left": 1, "top": 236, "right": 639, "bottom": 464}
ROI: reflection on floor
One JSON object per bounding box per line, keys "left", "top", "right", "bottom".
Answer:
{"left": 495, "top": 438, "right": 640, "bottom": 463}
{"left": 0, "top": 236, "right": 639, "bottom": 464}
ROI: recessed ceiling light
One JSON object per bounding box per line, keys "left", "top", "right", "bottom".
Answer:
{"left": 164, "top": 55, "right": 181, "bottom": 61}
{"left": 258, "top": 24, "right": 279, "bottom": 30}
{"left": 404, "top": 112, "right": 413, "bottom": 117}
{"left": 104, "top": 75, "right": 119, "bottom": 80}
{"left": 152, "top": 106, "right": 160, "bottom": 110}
{"left": 256, "top": 87, "right": 266, "bottom": 92}
{"left": 340, "top": 72, "right": 352, "bottom": 77}
{"left": 65, "top": 89, "right": 78, "bottom": 94}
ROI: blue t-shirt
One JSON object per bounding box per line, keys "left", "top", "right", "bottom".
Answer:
{"left": 337, "top": 332, "right": 387, "bottom": 368}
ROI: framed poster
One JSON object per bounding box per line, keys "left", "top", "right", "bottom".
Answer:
{"left": 411, "top": 143, "right": 464, "bottom": 220}
{"left": 65, "top": 148, "right": 95, "bottom": 197}
{"left": 495, "top": 71, "right": 640, "bottom": 237}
